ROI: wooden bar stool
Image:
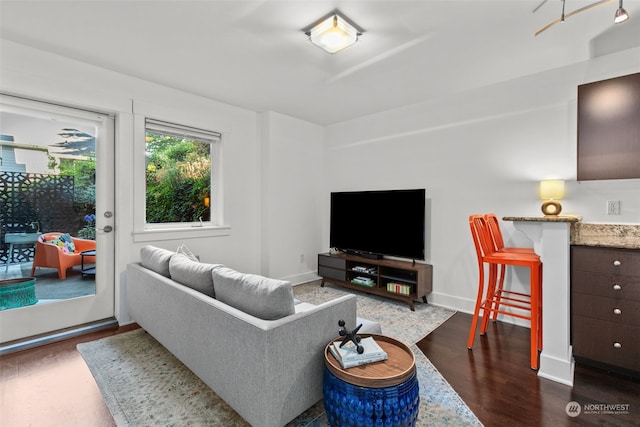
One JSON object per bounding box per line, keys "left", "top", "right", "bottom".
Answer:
{"left": 467, "top": 214, "right": 543, "bottom": 370}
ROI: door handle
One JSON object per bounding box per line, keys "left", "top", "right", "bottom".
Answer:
{"left": 100, "top": 225, "right": 113, "bottom": 233}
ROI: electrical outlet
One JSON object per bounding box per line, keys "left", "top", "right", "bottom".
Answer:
{"left": 607, "top": 200, "right": 620, "bottom": 215}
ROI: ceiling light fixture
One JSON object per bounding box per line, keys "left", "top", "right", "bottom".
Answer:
{"left": 534, "top": 0, "right": 630, "bottom": 36}
{"left": 305, "top": 11, "right": 363, "bottom": 54}
{"left": 614, "top": 0, "right": 629, "bottom": 23}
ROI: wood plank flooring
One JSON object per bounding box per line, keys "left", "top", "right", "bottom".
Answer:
{"left": 0, "top": 324, "right": 139, "bottom": 427}
{"left": 1, "top": 314, "right": 638, "bottom": 426}
{"left": 416, "top": 312, "right": 640, "bottom": 427}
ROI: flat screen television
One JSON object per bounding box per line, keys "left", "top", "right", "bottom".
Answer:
{"left": 330, "top": 189, "right": 426, "bottom": 260}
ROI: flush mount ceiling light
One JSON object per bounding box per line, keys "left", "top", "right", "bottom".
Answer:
{"left": 304, "top": 11, "right": 363, "bottom": 54}
{"left": 534, "top": 0, "right": 630, "bottom": 36}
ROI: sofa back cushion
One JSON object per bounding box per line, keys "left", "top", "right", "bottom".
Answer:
{"left": 212, "top": 267, "right": 295, "bottom": 320}
{"left": 140, "top": 245, "right": 174, "bottom": 277}
{"left": 169, "top": 253, "right": 221, "bottom": 298}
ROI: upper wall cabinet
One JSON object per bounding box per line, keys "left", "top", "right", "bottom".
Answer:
{"left": 577, "top": 72, "right": 640, "bottom": 181}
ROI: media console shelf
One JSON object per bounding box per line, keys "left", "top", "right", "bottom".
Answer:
{"left": 318, "top": 252, "right": 432, "bottom": 311}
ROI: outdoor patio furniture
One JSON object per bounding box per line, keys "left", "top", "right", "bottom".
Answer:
{"left": 4, "top": 232, "right": 42, "bottom": 273}
{"left": 31, "top": 233, "right": 96, "bottom": 279}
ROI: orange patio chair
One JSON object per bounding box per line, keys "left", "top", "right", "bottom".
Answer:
{"left": 31, "top": 232, "right": 96, "bottom": 279}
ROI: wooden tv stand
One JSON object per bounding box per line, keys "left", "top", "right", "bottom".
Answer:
{"left": 318, "top": 252, "right": 432, "bottom": 311}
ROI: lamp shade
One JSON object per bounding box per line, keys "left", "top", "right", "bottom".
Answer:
{"left": 538, "top": 180, "right": 565, "bottom": 200}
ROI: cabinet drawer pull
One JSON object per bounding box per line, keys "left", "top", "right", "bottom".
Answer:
{"left": 613, "top": 308, "right": 622, "bottom": 315}
{"left": 612, "top": 284, "right": 622, "bottom": 291}
{"left": 613, "top": 260, "right": 621, "bottom": 266}
{"left": 613, "top": 342, "right": 622, "bottom": 349}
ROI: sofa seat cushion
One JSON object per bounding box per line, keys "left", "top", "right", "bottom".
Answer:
{"left": 169, "top": 253, "right": 221, "bottom": 298}
{"left": 294, "top": 301, "right": 317, "bottom": 313}
{"left": 140, "top": 245, "right": 174, "bottom": 277}
{"left": 212, "top": 267, "right": 295, "bottom": 320}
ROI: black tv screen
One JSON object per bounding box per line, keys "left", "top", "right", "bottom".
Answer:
{"left": 330, "top": 189, "right": 426, "bottom": 260}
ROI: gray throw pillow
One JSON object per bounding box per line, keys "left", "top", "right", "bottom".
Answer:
{"left": 176, "top": 243, "right": 199, "bottom": 261}
{"left": 140, "top": 245, "right": 174, "bottom": 277}
{"left": 169, "top": 253, "right": 221, "bottom": 298}
{"left": 212, "top": 267, "right": 295, "bottom": 320}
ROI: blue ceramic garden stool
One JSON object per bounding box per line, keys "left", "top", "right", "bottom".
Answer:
{"left": 323, "top": 334, "right": 419, "bottom": 427}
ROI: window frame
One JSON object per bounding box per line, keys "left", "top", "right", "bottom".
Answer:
{"left": 132, "top": 114, "right": 229, "bottom": 242}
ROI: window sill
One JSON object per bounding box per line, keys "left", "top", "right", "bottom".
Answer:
{"left": 133, "top": 225, "right": 230, "bottom": 243}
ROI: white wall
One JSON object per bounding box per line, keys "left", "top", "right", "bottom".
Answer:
{"left": 258, "top": 111, "right": 325, "bottom": 283}
{"left": 324, "top": 46, "right": 640, "bottom": 314}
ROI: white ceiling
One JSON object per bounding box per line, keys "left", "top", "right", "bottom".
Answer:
{"left": 1, "top": 0, "right": 639, "bottom": 125}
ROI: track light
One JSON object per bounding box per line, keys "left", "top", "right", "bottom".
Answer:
{"left": 614, "top": 0, "right": 629, "bottom": 23}
{"left": 535, "top": 0, "right": 631, "bottom": 36}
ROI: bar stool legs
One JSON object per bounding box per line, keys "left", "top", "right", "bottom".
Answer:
{"left": 467, "top": 214, "right": 543, "bottom": 370}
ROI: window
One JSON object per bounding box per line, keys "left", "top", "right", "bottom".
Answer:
{"left": 144, "top": 119, "right": 220, "bottom": 227}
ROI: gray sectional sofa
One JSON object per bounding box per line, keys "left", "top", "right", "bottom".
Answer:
{"left": 126, "top": 245, "right": 380, "bottom": 427}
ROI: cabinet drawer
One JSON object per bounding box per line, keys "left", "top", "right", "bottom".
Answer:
{"left": 318, "top": 254, "right": 346, "bottom": 269}
{"left": 572, "top": 293, "right": 640, "bottom": 325}
{"left": 572, "top": 246, "right": 640, "bottom": 276}
{"left": 572, "top": 316, "right": 640, "bottom": 372}
{"left": 572, "top": 270, "right": 640, "bottom": 302}
{"left": 318, "top": 266, "right": 346, "bottom": 282}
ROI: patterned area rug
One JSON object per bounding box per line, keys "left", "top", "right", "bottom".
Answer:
{"left": 77, "top": 282, "right": 483, "bottom": 426}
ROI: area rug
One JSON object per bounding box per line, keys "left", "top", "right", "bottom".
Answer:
{"left": 77, "top": 282, "right": 483, "bottom": 426}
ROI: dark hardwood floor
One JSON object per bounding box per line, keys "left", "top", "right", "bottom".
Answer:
{"left": 1, "top": 314, "right": 638, "bottom": 426}
{"left": 0, "top": 323, "right": 139, "bottom": 427}
{"left": 417, "top": 312, "right": 640, "bottom": 427}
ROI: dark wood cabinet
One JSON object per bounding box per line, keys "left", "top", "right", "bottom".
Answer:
{"left": 571, "top": 246, "right": 640, "bottom": 376}
{"left": 577, "top": 72, "right": 640, "bottom": 181}
{"left": 318, "top": 252, "right": 432, "bottom": 311}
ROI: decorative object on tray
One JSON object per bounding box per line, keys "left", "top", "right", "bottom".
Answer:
{"left": 338, "top": 319, "right": 363, "bottom": 353}
{"left": 330, "top": 320, "right": 389, "bottom": 368}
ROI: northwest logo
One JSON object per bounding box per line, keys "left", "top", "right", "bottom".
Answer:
{"left": 565, "top": 401, "right": 581, "bottom": 417}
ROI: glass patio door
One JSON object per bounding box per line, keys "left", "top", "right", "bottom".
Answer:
{"left": 0, "top": 95, "right": 115, "bottom": 343}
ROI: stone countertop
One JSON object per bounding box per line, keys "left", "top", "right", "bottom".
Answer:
{"left": 503, "top": 215, "right": 582, "bottom": 223}
{"left": 571, "top": 222, "right": 640, "bottom": 250}
{"left": 502, "top": 216, "right": 640, "bottom": 250}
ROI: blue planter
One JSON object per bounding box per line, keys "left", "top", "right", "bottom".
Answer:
{"left": 0, "top": 278, "right": 38, "bottom": 310}
{"left": 323, "top": 366, "right": 420, "bottom": 427}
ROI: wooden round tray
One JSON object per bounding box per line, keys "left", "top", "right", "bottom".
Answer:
{"left": 324, "top": 334, "right": 415, "bottom": 388}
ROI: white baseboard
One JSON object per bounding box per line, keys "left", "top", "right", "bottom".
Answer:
{"left": 283, "top": 272, "right": 321, "bottom": 286}
{"left": 428, "top": 291, "right": 530, "bottom": 328}
{"left": 428, "top": 291, "right": 476, "bottom": 313}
